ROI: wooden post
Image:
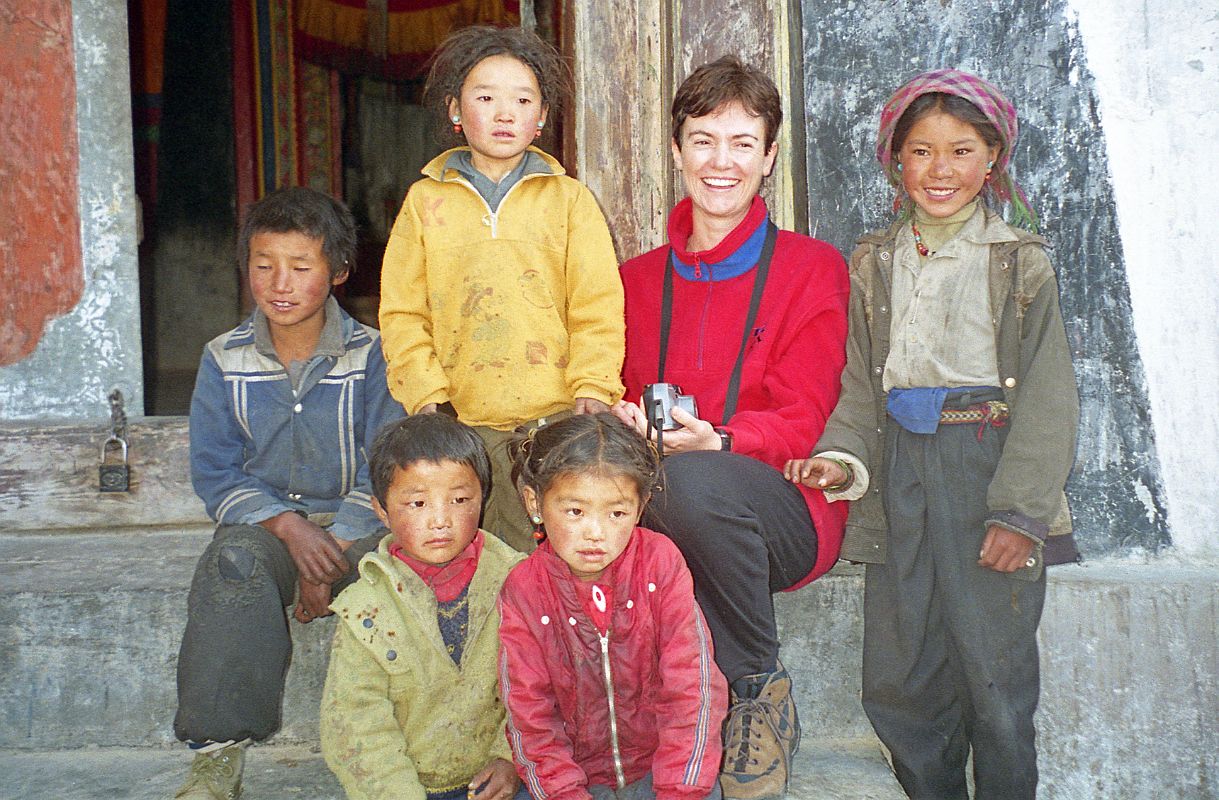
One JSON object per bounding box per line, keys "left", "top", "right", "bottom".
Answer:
{"left": 568, "top": 0, "right": 672, "bottom": 261}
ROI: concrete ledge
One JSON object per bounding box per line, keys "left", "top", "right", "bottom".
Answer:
{"left": 0, "top": 738, "right": 903, "bottom": 800}
{"left": 2, "top": 531, "right": 1215, "bottom": 799}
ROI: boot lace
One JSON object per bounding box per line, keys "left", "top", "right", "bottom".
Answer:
{"left": 722, "top": 696, "right": 786, "bottom": 773}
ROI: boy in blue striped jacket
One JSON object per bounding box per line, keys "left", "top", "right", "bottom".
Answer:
{"left": 172, "top": 187, "right": 404, "bottom": 800}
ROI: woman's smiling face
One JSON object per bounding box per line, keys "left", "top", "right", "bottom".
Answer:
{"left": 672, "top": 102, "right": 777, "bottom": 236}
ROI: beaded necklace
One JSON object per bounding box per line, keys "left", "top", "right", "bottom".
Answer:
{"left": 911, "top": 221, "right": 931, "bottom": 257}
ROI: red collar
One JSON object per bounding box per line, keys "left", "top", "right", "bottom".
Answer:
{"left": 389, "top": 530, "right": 484, "bottom": 603}
{"left": 666, "top": 194, "right": 768, "bottom": 264}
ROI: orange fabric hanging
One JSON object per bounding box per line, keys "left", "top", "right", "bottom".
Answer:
{"left": 295, "top": 0, "right": 521, "bottom": 80}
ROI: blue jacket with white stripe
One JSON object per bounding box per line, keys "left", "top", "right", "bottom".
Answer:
{"left": 188, "top": 298, "right": 405, "bottom": 541}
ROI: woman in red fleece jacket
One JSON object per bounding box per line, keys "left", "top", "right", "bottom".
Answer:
{"left": 612, "top": 57, "right": 848, "bottom": 800}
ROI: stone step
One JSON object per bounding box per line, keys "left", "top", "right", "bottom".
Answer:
{"left": 3, "top": 529, "right": 1217, "bottom": 798}
{"left": 0, "top": 738, "right": 904, "bottom": 800}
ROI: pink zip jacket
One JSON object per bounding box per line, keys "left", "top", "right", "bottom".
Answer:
{"left": 498, "top": 527, "right": 727, "bottom": 800}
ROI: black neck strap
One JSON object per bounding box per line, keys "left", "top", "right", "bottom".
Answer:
{"left": 657, "top": 221, "right": 778, "bottom": 426}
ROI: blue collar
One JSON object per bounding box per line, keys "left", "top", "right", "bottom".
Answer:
{"left": 671, "top": 214, "right": 768, "bottom": 282}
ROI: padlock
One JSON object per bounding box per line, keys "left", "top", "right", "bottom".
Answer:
{"left": 99, "top": 436, "right": 130, "bottom": 492}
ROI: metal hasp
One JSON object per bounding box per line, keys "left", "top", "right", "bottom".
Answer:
{"left": 99, "top": 389, "right": 131, "bottom": 492}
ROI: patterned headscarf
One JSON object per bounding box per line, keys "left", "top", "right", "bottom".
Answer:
{"left": 876, "top": 69, "right": 1037, "bottom": 230}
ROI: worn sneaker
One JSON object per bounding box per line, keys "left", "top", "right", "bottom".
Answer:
{"left": 719, "top": 661, "right": 801, "bottom": 800}
{"left": 174, "top": 744, "right": 244, "bottom": 800}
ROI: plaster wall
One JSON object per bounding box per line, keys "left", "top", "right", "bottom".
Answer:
{"left": 0, "top": 0, "right": 143, "bottom": 420}
{"left": 1067, "top": 0, "right": 1219, "bottom": 557}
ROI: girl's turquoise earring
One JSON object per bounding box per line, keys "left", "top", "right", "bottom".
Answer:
{"left": 896, "top": 162, "right": 903, "bottom": 172}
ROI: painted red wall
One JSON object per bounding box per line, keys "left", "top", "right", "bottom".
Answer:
{"left": 0, "top": 1, "right": 83, "bottom": 366}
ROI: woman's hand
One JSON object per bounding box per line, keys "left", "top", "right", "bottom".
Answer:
{"left": 610, "top": 400, "right": 720, "bottom": 453}
{"left": 468, "top": 758, "right": 519, "bottom": 800}
{"left": 783, "top": 457, "right": 848, "bottom": 490}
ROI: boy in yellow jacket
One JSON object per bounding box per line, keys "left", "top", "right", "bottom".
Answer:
{"left": 321, "top": 414, "right": 525, "bottom": 800}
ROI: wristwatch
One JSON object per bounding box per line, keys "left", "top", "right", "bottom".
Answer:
{"left": 715, "top": 427, "right": 733, "bottom": 452}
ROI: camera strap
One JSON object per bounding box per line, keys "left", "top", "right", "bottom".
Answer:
{"left": 658, "top": 221, "right": 778, "bottom": 426}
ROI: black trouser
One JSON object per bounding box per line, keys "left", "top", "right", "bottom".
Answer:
{"left": 173, "top": 524, "right": 382, "bottom": 744}
{"left": 863, "top": 411, "right": 1045, "bottom": 800}
{"left": 643, "top": 451, "right": 816, "bottom": 684}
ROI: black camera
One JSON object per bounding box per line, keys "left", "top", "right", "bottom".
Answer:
{"left": 642, "top": 383, "right": 699, "bottom": 431}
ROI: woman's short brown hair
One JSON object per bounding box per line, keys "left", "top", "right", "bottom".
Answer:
{"left": 671, "top": 56, "right": 782, "bottom": 150}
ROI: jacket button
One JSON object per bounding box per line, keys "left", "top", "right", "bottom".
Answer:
{"left": 293, "top": 403, "right": 303, "bottom": 413}
{"left": 626, "top": 600, "right": 634, "bottom": 609}
{"left": 1004, "top": 377, "right": 1017, "bottom": 388}
{"left": 648, "top": 582, "right": 656, "bottom": 592}
{"left": 540, "top": 615, "right": 550, "bottom": 625}
{"left": 879, "top": 251, "right": 890, "bottom": 261}
{"left": 363, "top": 618, "right": 373, "bottom": 628}
{"left": 873, "top": 366, "right": 882, "bottom": 375}
{"left": 879, "top": 305, "right": 887, "bottom": 313}
{"left": 568, "top": 616, "right": 577, "bottom": 626}
{"left": 386, "top": 650, "right": 397, "bottom": 661}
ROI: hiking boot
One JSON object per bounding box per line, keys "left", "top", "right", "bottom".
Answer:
{"left": 174, "top": 744, "right": 244, "bottom": 799}
{"left": 719, "top": 662, "right": 801, "bottom": 800}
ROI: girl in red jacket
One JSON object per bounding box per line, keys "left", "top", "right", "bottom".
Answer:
{"left": 498, "top": 413, "right": 727, "bottom": 800}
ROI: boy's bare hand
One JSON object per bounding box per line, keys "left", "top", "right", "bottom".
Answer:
{"left": 294, "top": 578, "right": 333, "bottom": 623}
{"left": 978, "top": 525, "right": 1036, "bottom": 573}
{"left": 783, "top": 457, "right": 847, "bottom": 490}
{"left": 468, "top": 758, "right": 519, "bottom": 800}
{"left": 260, "top": 511, "right": 348, "bottom": 585}
{"left": 417, "top": 403, "right": 439, "bottom": 414}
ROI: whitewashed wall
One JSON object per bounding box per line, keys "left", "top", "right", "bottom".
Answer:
{"left": 1068, "top": 0, "right": 1219, "bottom": 558}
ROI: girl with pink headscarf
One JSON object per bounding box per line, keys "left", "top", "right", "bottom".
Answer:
{"left": 785, "top": 69, "right": 1079, "bottom": 800}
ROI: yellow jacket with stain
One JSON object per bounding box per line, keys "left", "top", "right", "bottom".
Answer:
{"left": 320, "top": 532, "right": 525, "bottom": 800}
{"left": 379, "top": 147, "right": 625, "bottom": 429}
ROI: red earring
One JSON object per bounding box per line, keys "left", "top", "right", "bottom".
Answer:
{"left": 451, "top": 116, "right": 462, "bottom": 135}
{"left": 530, "top": 514, "right": 545, "bottom": 541}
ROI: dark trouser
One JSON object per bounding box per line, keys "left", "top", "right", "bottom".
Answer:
{"left": 475, "top": 411, "right": 571, "bottom": 554}
{"left": 642, "top": 451, "right": 816, "bottom": 684}
{"left": 863, "top": 416, "right": 1045, "bottom": 800}
{"left": 173, "top": 524, "right": 382, "bottom": 744}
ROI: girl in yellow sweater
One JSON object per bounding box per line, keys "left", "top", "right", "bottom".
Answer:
{"left": 379, "top": 26, "right": 624, "bottom": 553}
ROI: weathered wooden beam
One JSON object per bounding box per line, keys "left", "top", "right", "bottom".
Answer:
{"left": 0, "top": 417, "right": 208, "bottom": 533}
{"left": 569, "top": 0, "right": 672, "bottom": 261}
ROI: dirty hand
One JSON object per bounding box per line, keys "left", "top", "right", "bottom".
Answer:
{"left": 260, "top": 511, "right": 348, "bottom": 585}
{"left": 978, "top": 525, "right": 1036, "bottom": 573}
{"left": 574, "top": 397, "right": 610, "bottom": 415}
{"left": 294, "top": 578, "right": 333, "bottom": 623}
{"left": 417, "top": 403, "right": 439, "bottom": 414}
{"left": 468, "top": 758, "right": 519, "bottom": 800}
{"left": 783, "top": 457, "right": 848, "bottom": 490}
